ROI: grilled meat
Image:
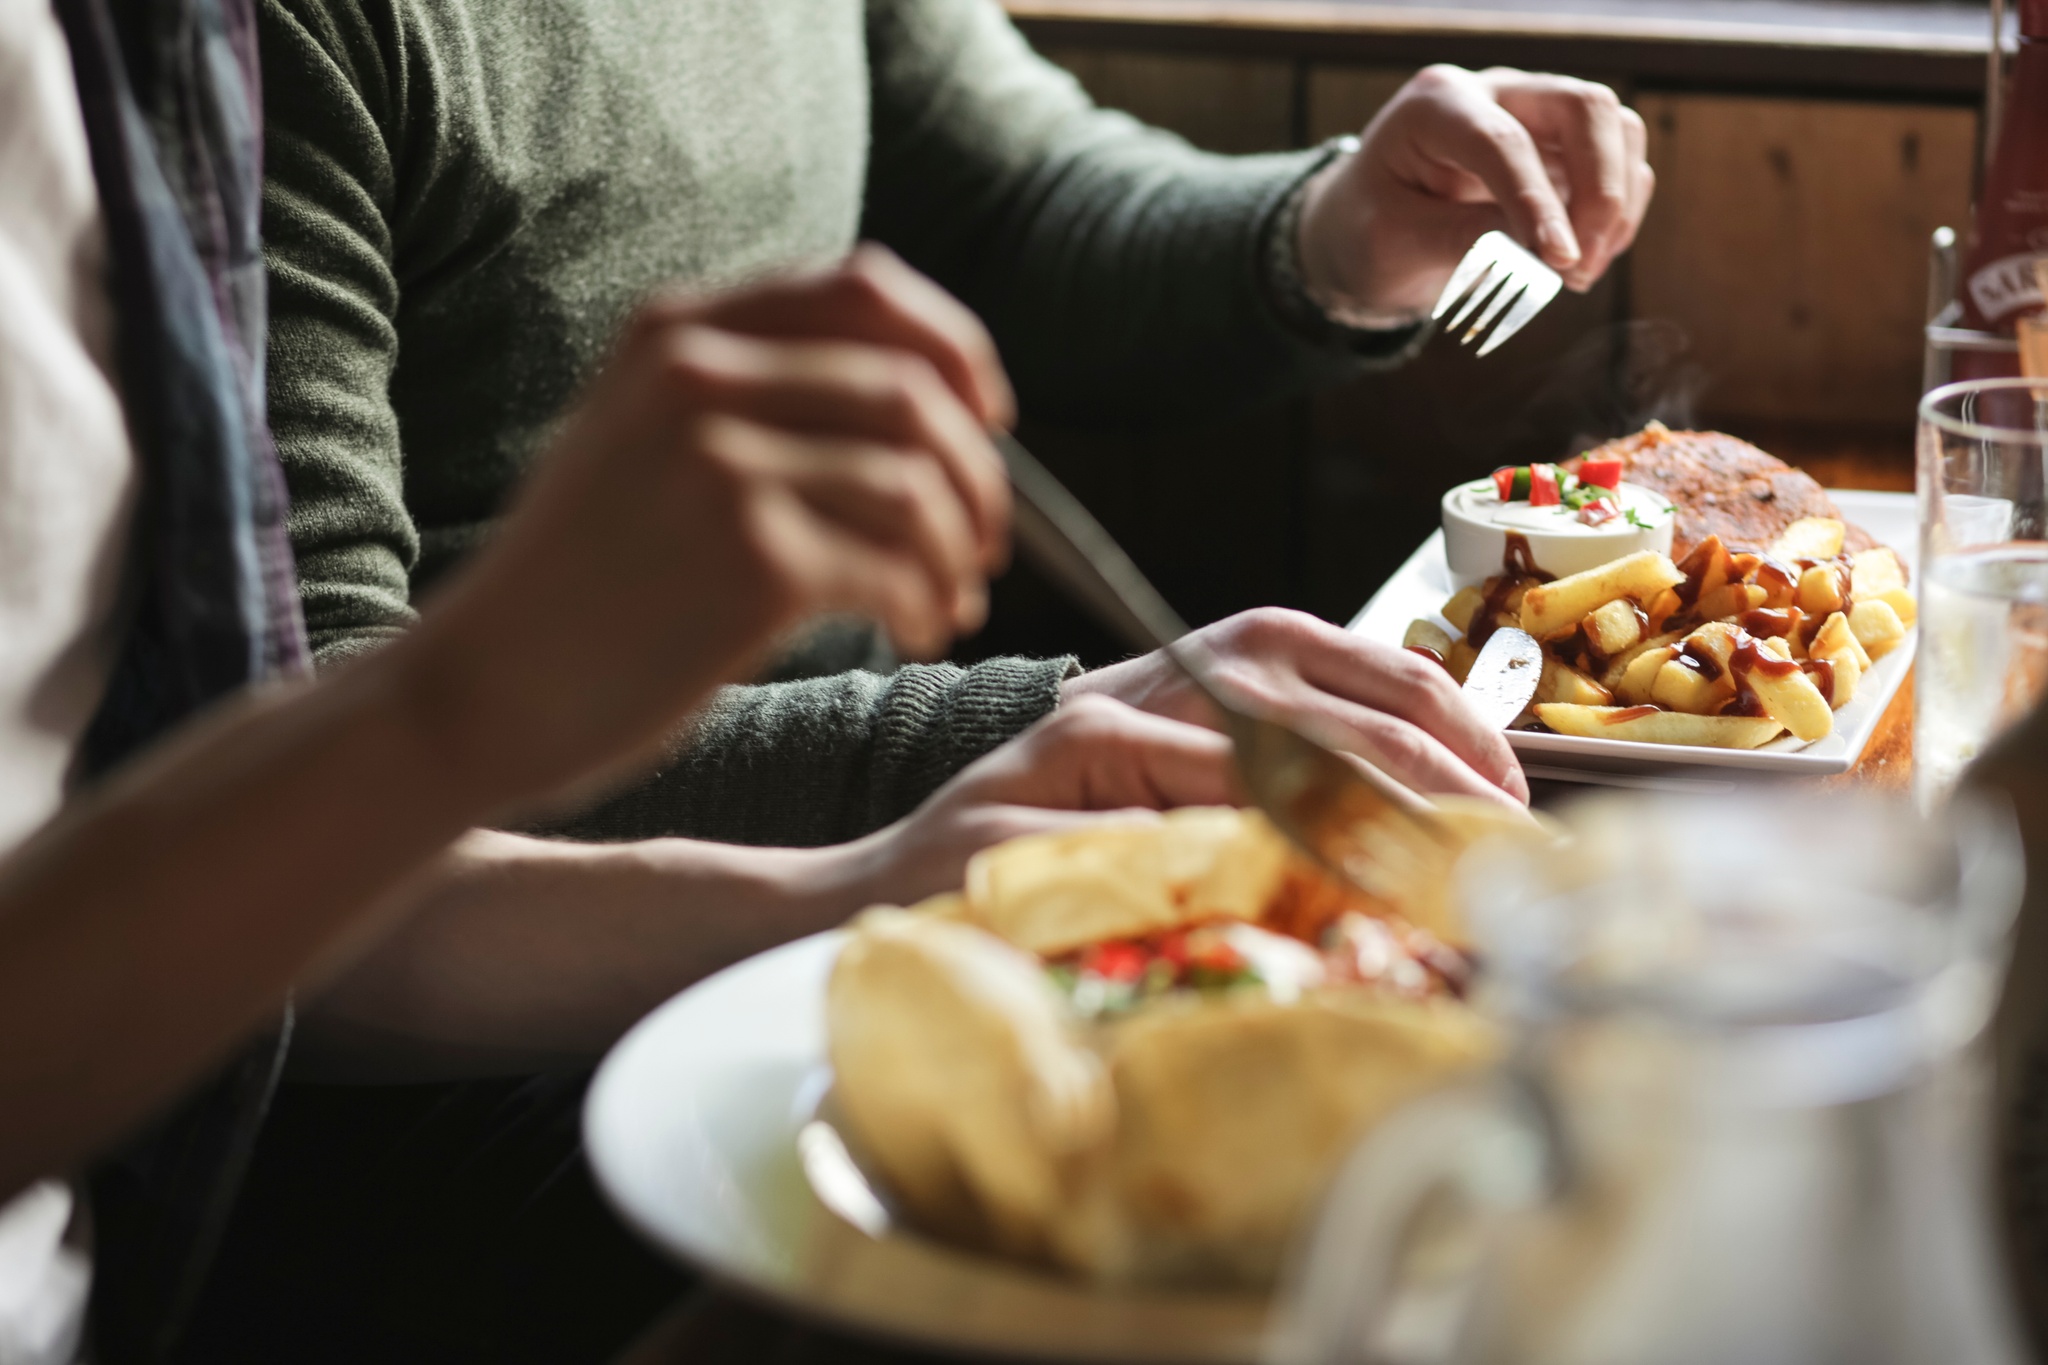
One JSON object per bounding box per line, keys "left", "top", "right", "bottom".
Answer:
{"left": 1567, "top": 424, "right": 1876, "bottom": 561}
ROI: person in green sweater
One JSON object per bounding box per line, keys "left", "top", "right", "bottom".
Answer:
{"left": 258, "top": 0, "right": 1651, "bottom": 845}
{"left": 167, "top": 1, "right": 1651, "bottom": 1359}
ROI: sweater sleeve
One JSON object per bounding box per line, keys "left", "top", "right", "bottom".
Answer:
{"left": 538, "top": 656, "right": 1080, "bottom": 847}
{"left": 260, "top": 0, "right": 1077, "bottom": 842}
{"left": 260, "top": 0, "right": 418, "bottom": 666}
{"left": 860, "top": 0, "right": 1422, "bottom": 429}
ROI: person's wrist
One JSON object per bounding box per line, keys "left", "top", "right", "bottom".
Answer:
{"left": 1292, "top": 141, "right": 1442, "bottom": 332}
{"left": 375, "top": 610, "right": 543, "bottom": 816}
{"left": 695, "top": 832, "right": 910, "bottom": 938}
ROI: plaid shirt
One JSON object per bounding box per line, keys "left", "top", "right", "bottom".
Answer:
{"left": 50, "top": 0, "right": 310, "bottom": 1356}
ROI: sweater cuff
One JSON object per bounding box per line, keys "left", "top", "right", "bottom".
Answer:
{"left": 1258, "top": 137, "right": 1431, "bottom": 367}
{"left": 865, "top": 654, "right": 1080, "bottom": 827}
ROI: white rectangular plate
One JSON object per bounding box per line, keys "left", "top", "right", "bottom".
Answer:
{"left": 1346, "top": 490, "right": 1916, "bottom": 777}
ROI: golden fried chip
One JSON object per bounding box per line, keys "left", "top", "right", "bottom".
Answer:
{"left": 1101, "top": 992, "right": 1495, "bottom": 1282}
{"left": 1812, "top": 610, "right": 1871, "bottom": 672}
{"left": 828, "top": 911, "right": 1114, "bottom": 1261}
{"left": 1538, "top": 657, "right": 1614, "bottom": 707}
{"left": 1403, "top": 619, "right": 1455, "bottom": 656}
{"left": 964, "top": 808, "right": 1289, "bottom": 957}
{"left": 1582, "top": 598, "right": 1644, "bottom": 657}
{"left": 1613, "top": 643, "right": 1678, "bottom": 705}
{"left": 1768, "top": 516, "right": 1846, "bottom": 562}
{"left": 1519, "top": 551, "right": 1685, "bottom": 640}
{"left": 1851, "top": 547, "right": 1906, "bottom": 598}
{"left": 1534, "top": 703, "right": 1783, "bottom": 748}
{"left": 1442, "top": 585, "right": 1486, "bottom": 634}
{"left": 1796, "top": 563, "right": 1846, "bottom": 616}
{"left": 1738, "top": 636, "right": 1833, "bottom": 743}
{"left": 1848, "top": 598, "right": 1908, "bottom": 659}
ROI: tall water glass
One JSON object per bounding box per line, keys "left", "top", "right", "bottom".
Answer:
{"left": 1917, "top": 378, "right": 2048, "bottom": 810}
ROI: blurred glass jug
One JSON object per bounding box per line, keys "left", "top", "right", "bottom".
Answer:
{"left": 1270, "top": 794, "right": 2027, "bottom": 1365}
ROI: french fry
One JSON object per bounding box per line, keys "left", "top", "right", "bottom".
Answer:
{"left": 1754, "top": 556, "right": 1799, "bottom": 609}
{"left": 1643, "top": 587, "right": 1683, "bottom": 634}
{"left": 1680, "top": 619, "right": 1742, "bottom": 671}
{"left": 1796, "top": 563, "right": 1846, "bottom": 616}
{"left": 1848, "top": 599, "right": 1908, "bottom": 659}
{"left": 1403, "top": 619, "right": 1456, "bottom": 657}
{"left": 1678, "top": 535, "right": 1733, "bottom": 602}
{"left": 1730, "top": 606, "right": 1802, "bottom": 651}
{"left": 1808, "top": 631, "right": 1863, "bottom": 708}
{"left": 1768, "top": 517, "right": 1846, "bottom": 562}
{"left": 1851, "top": 547, "right": 1906, "bottom": 598}
{"left": 1442, "top": 585, "right": 1486, "bottom": 634}
{"left": 1445, "top": 639, "right": 1478, "bottom": 684}
{"left": 1874, "top": 587, "right": 1917, "bottom": 628}
{"left": 1615, "top": 644, "right": 1678, "bottom": 705}
{"left": 1693, "top": 583, "right": 1767, "bottom": 623}
{"left": 1812, "top": 610, "right": 1871, "bottom": 672}
{"left": 1519, "top": 552, "right": 1686, "bottom": 639}
{"left": 1537, "top": 657, "right": 1614, "bottom": 707}
{"left": 1740, "top": 636, "right": 1834, "bottom": 742}
{"left": 1651, "top": 658, "right": 1734, "bottom": 715}
{"left": 1534, "top": 704, "right": 1784, "bottom": 749}
{"left": 1583, "top": 598, "right": 1644, "bottom": 657}
{"left": 1600, "top": 630, "right": 1684, "bottom": 691}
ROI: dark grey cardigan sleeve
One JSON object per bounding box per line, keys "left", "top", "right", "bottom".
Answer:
{"left": 540, "top": 655, "right": 1079, "bottom": 847}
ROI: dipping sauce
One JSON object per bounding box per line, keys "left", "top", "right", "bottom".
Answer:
{"left": 1441, "top": 473, "right": 1675, "bottom": 588}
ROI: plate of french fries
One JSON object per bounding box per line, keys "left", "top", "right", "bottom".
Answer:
{"left": 1347, "top": 490, "right": 1916, "bottom": 775}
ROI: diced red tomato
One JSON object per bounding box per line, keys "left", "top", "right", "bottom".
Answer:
{"left": 1155, "top": 931, "right": 1190, "bottom": 970}
{"left": 1529, "top": 464, "right": 1561, "bottom": 507}
{"left": 1578, "top": 457, "right": 1623, "bottom": 489}
{"left": 1577, "top": 497, "right": 1619, "bottom": 527}
{"left": 1084, "top": 940, "right": 1148, "bottom": 982}
{"left": 1491, "top": 466, "right": 1517, "bottom": 501}
{"left": 1187, "top": 936, "right": 1245, "bottom": 974}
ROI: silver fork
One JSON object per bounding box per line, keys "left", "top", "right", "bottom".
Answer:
{"left": 1431, "top": 229, "right": 1563, "bottom": 357}
{"left": 992, "top": 433, "right": 1442, "bottom": 893}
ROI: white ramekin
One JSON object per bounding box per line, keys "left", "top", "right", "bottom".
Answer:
{"left": 1440, "top": 478, "right": 1675, "bottom": 588}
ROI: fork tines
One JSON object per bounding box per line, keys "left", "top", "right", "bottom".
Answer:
{"left": 1430, "top": 229, "right": 1564, "bottom": 357}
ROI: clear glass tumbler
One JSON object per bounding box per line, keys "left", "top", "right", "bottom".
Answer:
{"left": 1916, "top": 378, "right": 2048, "bottom": 811}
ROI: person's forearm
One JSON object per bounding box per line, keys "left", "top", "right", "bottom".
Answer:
{"left": 0, "top": 648, "right": 502, "bottom": 1198}
{"left": 294, "top": 829, "right": 883, "bottom": 1081}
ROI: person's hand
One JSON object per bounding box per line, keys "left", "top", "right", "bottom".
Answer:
{"left": 1060, "top": 607, "right": 1529, "bottom": 808}
{"left": 392, "top": 246, "right": 1015, "bottom": 807}
{"left": 833, "top": 695, "right": 1240, "bottom": 909}
{"left": 1297, "top": 65, "right": 1654, "bottom": 324}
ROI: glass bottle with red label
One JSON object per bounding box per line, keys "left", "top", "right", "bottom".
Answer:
{"left": 1955, "top": 0, "right": 2048, "bottom": 377}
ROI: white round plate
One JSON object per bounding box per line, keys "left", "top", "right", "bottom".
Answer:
{"left": 584, "top": 931, "right": 1270, "bottom": 1363}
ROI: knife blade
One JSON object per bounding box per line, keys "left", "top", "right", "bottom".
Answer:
{"left": 1461, "top": 627, "right": 1543, "bottom": 730}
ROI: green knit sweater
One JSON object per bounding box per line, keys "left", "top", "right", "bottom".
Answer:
{"left": 259, "top": 0, "right": 1410, "bottom": 846}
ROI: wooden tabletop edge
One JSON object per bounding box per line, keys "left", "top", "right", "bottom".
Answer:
{"left": 1003, "top": 0, "right": 1994, "bottom": 55}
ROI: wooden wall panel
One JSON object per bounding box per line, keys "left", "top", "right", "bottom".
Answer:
{"left": 1304, "top": 65, "right": 1415, "bottom": 142}
{"left": 1034, "top": 47, "right": 1298, "bottom": 152}
{"left": 1632, "top": 93, "right": 1977, "bottom": 434}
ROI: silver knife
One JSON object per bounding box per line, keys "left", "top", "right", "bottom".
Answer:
{"left": 1461, "top": 627, "right": 1544, "bottom": 730}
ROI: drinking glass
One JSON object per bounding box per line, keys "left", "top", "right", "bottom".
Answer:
{"left": 1268, "top": 792, "right": 2026, "bottom": 1365}
{"left": 1916, "top": 378, "right": 2048, "bottom": 811}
